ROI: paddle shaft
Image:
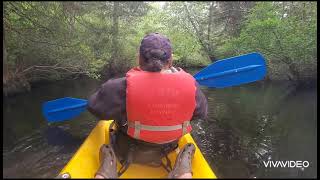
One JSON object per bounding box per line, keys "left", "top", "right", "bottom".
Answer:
{"left": 195, "top": 65, "right": 262, "bottom": 81}
{"left": 48, "top": 103, "right": 87, "bottom": 114}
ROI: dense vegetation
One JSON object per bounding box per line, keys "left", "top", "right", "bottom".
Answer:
{"left": 3, "top": 2, "right": 317, "bottom": 96}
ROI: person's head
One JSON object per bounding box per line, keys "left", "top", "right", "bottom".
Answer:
{"left": 138, "top": 32, "right": 173, "bottom": 72}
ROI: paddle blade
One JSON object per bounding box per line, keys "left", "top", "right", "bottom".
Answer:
{"left": 194, "top": 52, "right": 267, "bottom": 88}
{"left": 42, "top": 97, "right": 88, "bottom": 122}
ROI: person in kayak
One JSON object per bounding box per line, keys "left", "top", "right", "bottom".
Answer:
{"left": 88, "top": 32, "right": 208, "bottom": 178}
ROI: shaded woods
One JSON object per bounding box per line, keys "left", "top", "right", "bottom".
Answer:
{"left": 3, "top": 2, "right": 317, "bottom": 96}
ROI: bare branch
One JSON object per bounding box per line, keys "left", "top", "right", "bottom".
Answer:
{"left": 8, "top": 2, "right": 55, "bottom": 35}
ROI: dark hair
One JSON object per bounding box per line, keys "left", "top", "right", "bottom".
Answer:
{"left": 139, "top": 33, "right": 172, "bottom": 72}
{"left": 141, "top": 49, "right": 169, "bottom": 72}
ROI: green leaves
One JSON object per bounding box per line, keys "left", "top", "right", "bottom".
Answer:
{"left": 4, "top": 1, "right": 316, "bottom": 90}
{"left": 217, "top": 2, "right": 317, "bottom": 81}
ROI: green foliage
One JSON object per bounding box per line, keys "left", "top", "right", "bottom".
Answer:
{"left": 4, "top": 2, "right": 149, "bottom": 82}
{"left": 3, "top": 1, "right": 317, "bottom": 95}
{"left": 132, "top": 3, "right": 211, "bottom": 67}
{"left": 5, "top": 2, "right": 91, "bottom": 79}
{"left": 216, "top": 2, "right": 317, "bottom": 81}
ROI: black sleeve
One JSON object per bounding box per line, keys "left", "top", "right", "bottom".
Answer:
{"left": 87, "top": 77, "right": 127, "bottom": 126}
{"left": 191, "top": 82, "right": 208, "bottom": 120}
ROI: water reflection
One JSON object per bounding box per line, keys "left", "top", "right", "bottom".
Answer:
{"left": 45, "top": 126, "right": 82, "bottom": 147}
{"left": 192, "top": 81, "right": 317, "bottom": 178}
{"left": 3, "top": 74, "right": 317, "bottom": 178}
{"left": 3, "top": 78, "right": 101, "bottom": 178}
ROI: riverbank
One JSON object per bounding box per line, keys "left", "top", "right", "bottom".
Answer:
{"left": 3, "top": 66, "right": 317, "bottom": 97}
{"left": 3, "top": 74, "right": 92, "bottom": 97}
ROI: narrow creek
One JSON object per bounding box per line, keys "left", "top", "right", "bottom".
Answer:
{"left": 3, "top": 71, "right": 317, "bottom": 178}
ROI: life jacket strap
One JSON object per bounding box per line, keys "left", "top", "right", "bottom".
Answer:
{"left": 133, "top": 121, "right": 141, "bottom": 139}
{"left": 182, "top": 121, "right": 190, "bottom": 135}
{"left": 128, "top": 121, "right": 190, "bottom": 141}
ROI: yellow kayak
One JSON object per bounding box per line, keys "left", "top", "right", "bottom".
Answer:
{"left": 59, "top": 120, "right": 217, "bottom": 178}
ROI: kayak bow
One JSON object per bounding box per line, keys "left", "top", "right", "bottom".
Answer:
{"left": 59, "top": 120, "right": 217, "bottom": 178}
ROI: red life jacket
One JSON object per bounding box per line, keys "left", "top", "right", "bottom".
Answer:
{"left": 126, "top": 67, "right": 196, "bottom": 144}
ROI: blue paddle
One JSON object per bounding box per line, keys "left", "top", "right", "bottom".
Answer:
{"left": 194, "top": 52, "right": 266, "bottom": 88}
{"left": 43, "top": 52, "right": 267, "bottom": 122}
{"left": 43, "top": 97, "right": 88, "bottom": 122}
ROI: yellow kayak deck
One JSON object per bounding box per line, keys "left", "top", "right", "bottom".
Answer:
{"left": 59, "top": 120, "right": 217, "bottom": 178}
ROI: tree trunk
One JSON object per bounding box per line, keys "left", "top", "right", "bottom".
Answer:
{"left": 102, "top": 2, "right": 120, "bottom": 78}
{"left": 207, "top": 2, "right": 214, "bottom": 43}
{"left": 230, "top": 2, "right": 241, "bottom": 37}
{"left": 3, "top": 34, "right": 8, "bottom": 84}
{"left": 184, "top": 2, "right": 216, "bottom": 62}
{"left": 3, "top": 7, "right": 9, "bottom": 85}
{"left": 288, "top": 63, "right": 300, "bottom": 81}
{"left": 221, "top": 2, "right": 241, "bottom": 37}
{"left": 207, "top": 3, "right": 216, "bottom": 62}
{"left": 109, "top": 2, "right": 120, "bottom": 76}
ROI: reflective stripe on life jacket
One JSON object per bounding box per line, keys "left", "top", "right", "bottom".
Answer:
{"left": 126, "top": 67, "right": 196, "bottom": 144}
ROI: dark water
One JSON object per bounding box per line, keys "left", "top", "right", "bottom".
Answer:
{"left": 3, "top": 75, "right": 317, "bottom": 178}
